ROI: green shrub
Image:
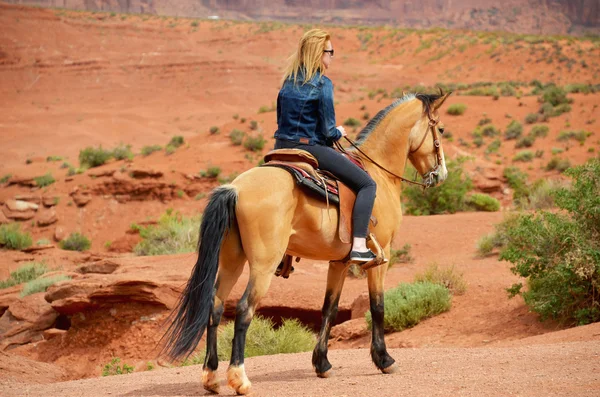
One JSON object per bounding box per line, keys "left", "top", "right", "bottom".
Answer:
{"left": 209, "top": 126, "right": 219, "bottom": 135}
{"left": 403, "top": 158, "right": 472, "bottom": 215}
{"left": 0, "top": 262, "right": 47, "bottom": 289}
{"left": 515, "top": 135, "right": 535, "bottom": 148}
{"left": 141, "top": 145, "right": 162, "bottom": 156}
{"left": 524, "top": 113, "right": 539, "bottom": 124}
{"left": 21, "top": 275, "right": 70, "bottom": 297}
{"left": 530, "top": 125, "right": 549, "bottom": 138}
{"left": 0, "top": 224, "right": 33, "bottom": 250}
{"left": 504, "top": 166, "right": 530, "bottom": 203}
{"left": 168, "top": 136, "right": 185, "bottom": 148}
{"left": 102, "top": 358, "right": 135, "bottom": 376}
{"left": 500, "top": 159, "right": 600, "bottom": 325}
{"left": 134, "top": 211, "right": 200, "bottom": 256}
{"left": 504, "top": 120, "right": 523, "bottom": 140}
{"left": 46, "top": 155, "right": 63, "bottom": 162}
{"left": 343, "top": 118, "right": 361, "bottom": 127}
{"left": 557, "top": 130, "right": 589, "bottom": 144}
{"left": 478, "top": 115, "right": 492, "bottom": 126}
{"left": 447, "top": 103, "right": 467, "bottom": 115}
{"left": 249, "top": 120, "right": 259, "bottom": 130}
{"left": 485, "top": 139, "right": 501, "bottom": 154}
{"left": 229, "top": 129, "right": 245, "bottom": 145}
{"left": 243, "top": 135, "right": 266, "bottom": 152}
{"left": 183, "top": 316, "right": 315, "bottom": 365}
{"left": 546, "top": 157, "right": 571, "bottom": 172}
{"left": 465, "top": 193, "right": 500, "bottom": 212}
{"left": 199, "top": 166, "right": 221, "bottom": 178}
{"left": 540, "top": 85, "right": 569, "bottom": 106}
{"left": 476, "top": 213, "right": 522, "bottom": 257}
{"left": 0, "top": 174, "right": 11, "bottom": 184}
{"left": 481, "top": 124, "right": 499, "bottom": 137}
{"left": 365, "top": 281, "right": 451, "bottom": 332}
{"left": 34, "top": 173, "right": 55, "bottom": 187}
{"left": 414, "top": 263, "right": 467, "bottom": 295}
{"left": 513, "top": 150, "right": 534, "bottom": 162}
{"left": 525, "top": 179, "right": 560, "bottom": 210}
{"left": 59, "top": 233, "right": 91, "bottom": 251}
{"left": 257, "top": 103, "right": 276, "bottom": 113}
{"left": 79, "top": 146, "right": 113, "bottom": 168}
{"left": 112, "top": 144, "right": 134, "bottom": 161}
{"left": 165, "top": 145, "right": 177, "bottom": 155}
{"left": 389, "top": 244, "right": 413, "bottom": 266}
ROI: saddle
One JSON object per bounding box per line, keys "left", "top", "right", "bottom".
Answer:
{"left": 262, "top": 148, "right": 386, "bottom": 277}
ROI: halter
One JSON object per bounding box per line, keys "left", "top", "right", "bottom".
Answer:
{"left": 338, "top": 113, "right": 443, "bottom": 188}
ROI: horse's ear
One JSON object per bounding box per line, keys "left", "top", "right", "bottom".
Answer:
{"left": 433, "top": 91, "right": 452, "bottom": 111}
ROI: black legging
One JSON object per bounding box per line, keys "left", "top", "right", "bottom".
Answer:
{"left": 275, "top": 139, "right": 376, "bottom": 238}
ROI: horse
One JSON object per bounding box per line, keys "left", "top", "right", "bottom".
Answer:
{"left": 162, "top": 91, "right": 451, "bottom": 395}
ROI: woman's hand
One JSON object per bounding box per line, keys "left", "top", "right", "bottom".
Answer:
{"left": 337, "top": 126, "right": 347, "bottom": 137}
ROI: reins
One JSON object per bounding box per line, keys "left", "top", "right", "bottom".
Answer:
{"left": 335, "top": 115, "right": 441, "bottom": 188}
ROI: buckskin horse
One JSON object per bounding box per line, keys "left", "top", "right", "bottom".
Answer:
{"left": 162, "top": 91, "right": 451, "bottom": 394}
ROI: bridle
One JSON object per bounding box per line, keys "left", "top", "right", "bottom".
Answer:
{"left": 337, "top": 113, "right": 443, "bottom": 188}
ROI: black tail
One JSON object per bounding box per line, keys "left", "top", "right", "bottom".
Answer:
{"left": 161, "top": 185, "right": 238, "bottom": 361}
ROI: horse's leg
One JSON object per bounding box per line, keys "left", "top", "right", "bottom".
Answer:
{"left": 202, "top": 226, "right": 246, "bottom": 393}
{"left": 312, "top": 261, "right": 347, "bottom": 377}
{"left": 367, "top": 259, "right": 398, "bottom": 373}
{"left": 226, "top": 263, "right": 280, "bottom": 395}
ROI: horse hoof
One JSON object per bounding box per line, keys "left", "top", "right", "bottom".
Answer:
{"left": 202, "top": 369, "right": 220, "bottom": 394}
{"left": 227, "top": 365, "right": 252, "bottom": 395}
{"left": 317, "top": 369, "right": 333, "bottom": 378}
{"left": 382, "top": 363, "right": 399, "bottom": 374}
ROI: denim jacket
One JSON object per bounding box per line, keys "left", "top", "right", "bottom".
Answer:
{"left": 274, "top": 71, "right": 342, "bottom": 146}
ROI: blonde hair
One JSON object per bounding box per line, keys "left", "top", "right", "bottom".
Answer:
{"left": 281, "top": 28, "right": 330, "bottom": 86}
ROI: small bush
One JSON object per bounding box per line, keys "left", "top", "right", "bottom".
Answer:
{"left": 21, "top": 275, "right": 70, "bottom": 297}
{"left": 199, "top": 166, "right": 221, "bottom": 178}
{"left": 485, "top": 139, "right": 501, "bottom": 154}
{"left": 141, "top": 145, "right": 162, "bottom": 156}
{"left": 530, "top": 125, "right": 549, "bottom": 138}
{"left": 134, "top": 211, "right": 200, "bottom": 256}
{"left": 414, "top": 263, "right": 467, "bottom": 295}
{"left": 524, "top": 113, "right": 539, "bottom": 124}
{"left": 0, "top": 262, "right": 47, "bottom": 289}
{"left": 229, "top": 129, "right": 245, "bottom": 145}
{"left": 0, "top": 174, "right": 11, "bottom": 184}
{"left": 34, "top": 173, "right": 55, "bottom": 187}
{"left": 243, "top": 135, "right": 266, "bottom": 152}
{"left": 165, "top": 145, "right": 177, "bottom": 155}
{"left": 447, "top": 103, "right": 467, "bottom": 115}
{"left": 403, "top": 158, "right": 472, "bottom": 215}
{"left": 46, "top": 155, "right": 63, "bottom": 162}
{"left": 184, "top": 316, "right": 315, "bottom": 364}
{"left": 209, "top": 126, "right": 219, "bottom": 135}
{"left": 513, "top": 150, "right": 534, "bottom": 162}
{"left": 59, "top": 233, "right": 91, "bottom": 251}
{"left": 389, "top": 244, "right": 413, "bottom": 266}
{"left": 465, "top": 193, "right": 500, "bottom": 212}
{"left": 343, "top": 118, "right": 361, "bottom": 127}
{"left": 365, "top": 281, "right": 451, "bottom": 332}
{"left": 168, "top": 136, "right": 185, "bottom": 148}
{"left": 540, "top": 85, "right": 569, "bottom": 107}
{"left": 504, "top": 120, "right": 523, "bottom": 140}
{"left": 0, "top": 224, "right": 33, "bottom": 250}
{"left": 102, "top": 358, "right": 134, "bottom": 376}
{"left": 481, "top": 125, "right": 499, "bottom": 137}
{"left": 500, "top": 159, "right": 600, "bottom": 325}
{"left": 504, "top": 166, "right": 530, "bottom": 203}
{"left": 557, "top": 130, "right": 589, "bottom": 144}
{"left": 112, "top": 144, "right": 134, "bottom": 161}
{"left": 79, "top": 146, "right": 113, "bottom": 168}
{"left": 546, "top": 157, "right": 571, "bottom": 172}
{"left": 515, "top": 135, "right": 535, "bottom": 148}
{"left": 478, "top": 115, "right": 492, "bottom": 126}
{"left": 249, "top": 120, "right": 259, "bottom": 130}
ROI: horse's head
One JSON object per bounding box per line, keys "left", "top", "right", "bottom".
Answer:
{"left": 407, "top": 91, "right": 451, "bottom": 188}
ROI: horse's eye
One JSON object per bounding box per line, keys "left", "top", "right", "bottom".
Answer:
{"left": 438, "top": 127, "right": 445, "bottom": 135}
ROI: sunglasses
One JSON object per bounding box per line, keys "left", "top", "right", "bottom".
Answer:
{"left": 323, "top": 49, "right": 334, "bottom": 57}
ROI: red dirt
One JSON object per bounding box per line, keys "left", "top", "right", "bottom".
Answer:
{"left": 1, "top": 3, "right": 599, "bottom": 395}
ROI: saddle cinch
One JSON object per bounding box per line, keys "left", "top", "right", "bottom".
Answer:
{"left": 261, "top": 148, "right": 387, "bottom": 277}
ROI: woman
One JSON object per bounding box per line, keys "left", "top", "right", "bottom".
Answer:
{"left": 274, "top": 28, "right": 377, "bottom": 263}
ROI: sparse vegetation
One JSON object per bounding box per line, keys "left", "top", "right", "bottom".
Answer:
{"left": 21, "top": 275, "right": 71, "bottom": 297}
{"left": 365, "top": 281, "right": 451, "bottom": 332}
{"left": 389, "top": 244, "right": 413, "bottom": 266}
{"left": 0, "top": 223, "right": 33, "bottom": 250}
{"left": 343, "top": 117, "right": 361, "bottom": 127}
{"left": 524, "top": 113, "right": 539, "bottom": 124}
{"left": 447, "top": 103, "right": 467, "bottom": 115}
{"left": 504, "top": 120, "right": 523, "bottom": 140}
{"left": 112, "top": 143, "right": 134, "bottom": 161}
{"left": 557, "top": 130, "right": 590, "bottom": 144}
{"left": 0, "top": 262, "right": 47, "bottom": 289}
{"left": 134, "top": 211, "right": 200, "bottom": 256}
{"left": 229, "top": 129, "right": 245, "bottom": 145}
{"left": 546, "top": 157, "right": 571, "bottom": 172}
{"left": 209, "top": 126, "right": 219, "bottom": 135}
{"left": 530, "top": 125, "right": 549, "bottom": 138}
{"left": 414, "top": 263, "right": 467, "bottom": 295}
{"left": 199, "top": 166, "right": 221, "bottom": 178}
{"left": 465, "top": 193, "right": 500, "bottom": 212}
{"left": 102, "top": 358, "right": 135, "bottom": 376}
{"left": 165, "top": 136, "right": 185, "bottom": 154}
{"left": 183, "top": 316, "right": 315, "bottom": 365}
{"left": 79, "top": 146, "right": 112, "bottom": 168}
{"left": 0, "top": 174, "right": 11, "bottom": 184}
{"left": 243, "top": 135, "right": 266, "bottom": 152}
{"left": 34, "top": 173, "right": 56, "bottom": 187}
{"left": 59, "top": 232, "right": 91, "bottom": 251}
{"left": 513, "top": 150, "right": 534, "bottom": 162}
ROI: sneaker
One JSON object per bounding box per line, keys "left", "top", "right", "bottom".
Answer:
{"left": 349, "top": 249, "right": 377, "bottom": 263}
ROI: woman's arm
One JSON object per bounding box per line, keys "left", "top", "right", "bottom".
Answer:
{"left": 318, "top": 78, "right": 343, "bottom": 142}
